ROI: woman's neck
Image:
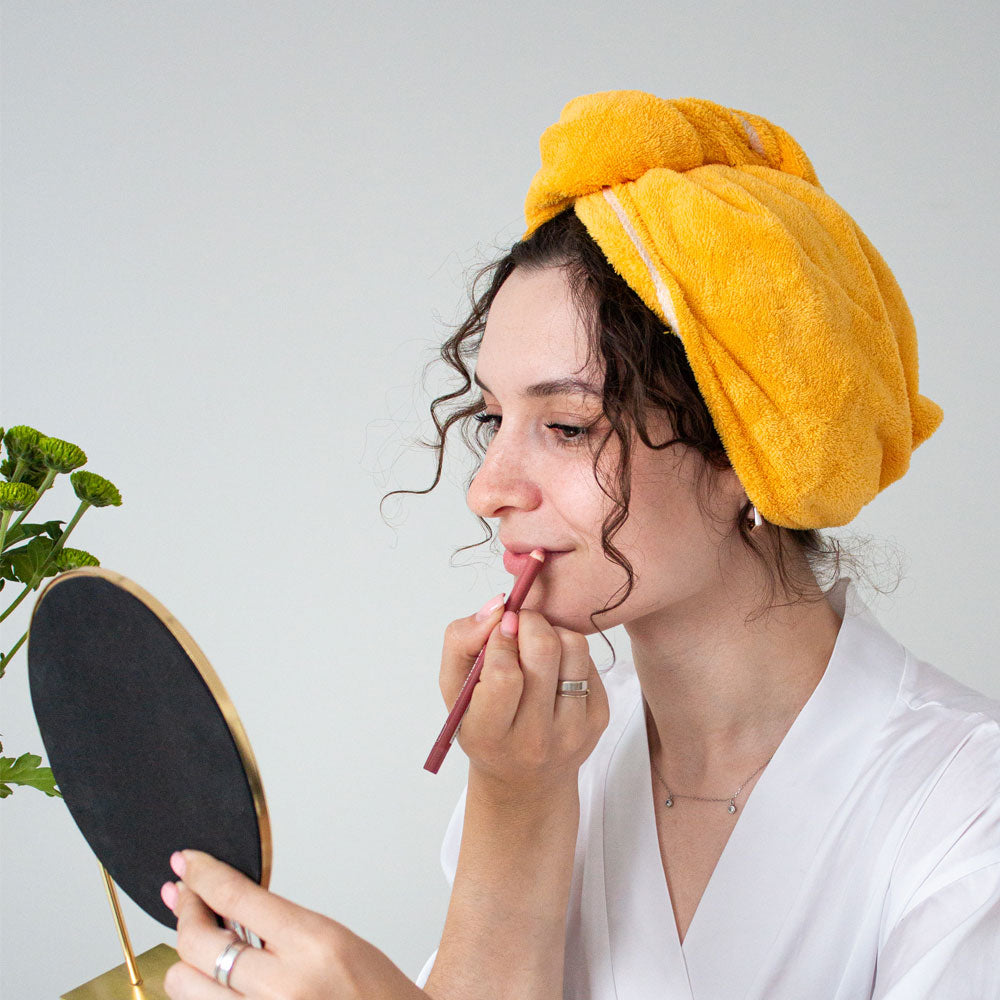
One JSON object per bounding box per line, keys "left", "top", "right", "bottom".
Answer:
{"left": 625, "top": 571, "right": 844, "bottom": 791}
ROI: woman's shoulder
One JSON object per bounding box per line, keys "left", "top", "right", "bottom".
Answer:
{"left": 835, "top": 578, "right": 1000, "bottom": 776}
{"left": 886, "top": 647, "right": 1000, "bottom": 766}
{"left": 873, "top": 648, "right": 1000, "bottom": 922}
{"left": 896, "top": 649, "right": 1000, "bottom": 724}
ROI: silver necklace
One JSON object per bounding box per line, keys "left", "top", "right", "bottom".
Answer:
{"left": 649, "top": 753, "right": 774, "bottom": 814}
{"left": 644, "top": 698, "right": 775, "bottom": 815}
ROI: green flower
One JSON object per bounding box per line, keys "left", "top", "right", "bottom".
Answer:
{"left": 0, "top": 482, "right": 39, "bottom": 512}
{"left": 70, "top": 471, "right": 122, "bottom": 508}
{"left": 37, "top": 437, "right": 87, "bottom": 474}
{"left": 2, "top": 461, "right": 46, "bottom": 489}
{"left": 55, "top": 548, "right": 100, "bottom": 571}
{"left": 3, "top": 458, "right": 25, "bottom": 484}
{"left": 3, "top": 426, "right": 43, "bottom": 462}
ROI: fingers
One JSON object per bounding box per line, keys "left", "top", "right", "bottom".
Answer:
{"left": 511, "top": 616, "right": 589, "bottom": 735}
{"left": 554, "top": 648, "right": 609, "bottom": 745}
{"left": 438, "top": 596, "right": 507, "bottom": 708}
{"left": 170, "top": 850, "right": 297, "bottom": 952}
{"left": 465, "top": 610, "right": 604, "bottom": 765}
{"left": 165, "top": 880, "right": 272, "bottom": 997}
{"left": 464, "top": 616, "right": 525, "bottom": 740}
{"left": 164, "top": 957, "right": 237, "bottom": 999}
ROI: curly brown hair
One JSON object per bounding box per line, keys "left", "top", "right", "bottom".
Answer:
{"left": 381, "top": 208, "right": 894, "bottom": 642}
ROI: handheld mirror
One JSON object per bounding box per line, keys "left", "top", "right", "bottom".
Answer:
{"left": 27, "top": 566, "right": 271, "bottom": 997}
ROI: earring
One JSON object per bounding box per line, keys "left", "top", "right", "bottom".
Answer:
{"left": 748, "top": 504, "right": 762, "bottom": 529}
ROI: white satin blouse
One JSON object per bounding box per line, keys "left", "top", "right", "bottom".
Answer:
{"left": 415, "top": 578, "right": 1000, "bottom": 998}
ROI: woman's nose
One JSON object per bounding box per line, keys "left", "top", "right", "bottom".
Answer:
{"left": 466, "top": 435, "right": 542, "bottom": 519}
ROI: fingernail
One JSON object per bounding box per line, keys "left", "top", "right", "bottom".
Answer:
{"left": 161, "top": 881, "right": 179, "bottom": 911}
{"left": 475, "top": 592, "right": 506, "bottom": 622}
{"left": 500, "top": 610, "right": 518, "bottom": 637}
{"left": 170, "top": 851, "right": 186, "bottom": 878}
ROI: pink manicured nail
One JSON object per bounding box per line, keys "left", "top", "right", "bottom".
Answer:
{"left": 475, "top": 592, "right": 506, "bottom": 622}
{"left": 170, "top": 851, "right": 186, "bottom": 878}
{"left": 161, "top": 881, "right": 179, "bottom": 911}
{"left": 500, "top": 610, "right": 519, "bottom": 637}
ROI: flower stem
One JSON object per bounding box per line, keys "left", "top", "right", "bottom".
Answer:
{"left": 0, "top": 509, "right": 12, "bottom": 555}
{"left": 0, "top": 582, "right": 32, "bottom": 625}
{"left": 0, "top": 630, "right": 27, "bottom": 677}
{"left": 0, "top": 500, "right": 89, "bottom": 624}
{"left": 37, "top": 500, "right": 89, "bottom": 576}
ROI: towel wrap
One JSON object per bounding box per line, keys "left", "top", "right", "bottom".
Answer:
{"left": 523, "top": 91, "right": 943, "bottom": 529}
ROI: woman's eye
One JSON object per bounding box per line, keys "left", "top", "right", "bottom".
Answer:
{"left": 472, "top": 412, "right": 501, "bottom": 436}
{"left": 472, "top": 412, "right": 589, "bottom": 446}
{"left": 549, "top": 423, "right": 588, "bottom": 442}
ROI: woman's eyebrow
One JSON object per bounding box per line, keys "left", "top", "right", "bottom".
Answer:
{"left": 473, "top": 370, "right": 602, "bottom": 399}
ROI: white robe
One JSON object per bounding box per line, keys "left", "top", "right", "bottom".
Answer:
{"left": 415, "top": 578, "right": 1000, "bottom": 998}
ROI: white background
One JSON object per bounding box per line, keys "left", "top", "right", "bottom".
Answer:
{"left": 2, "top": 3, "right": 998, "bottom": 997}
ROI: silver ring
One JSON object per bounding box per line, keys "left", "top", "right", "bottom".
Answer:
{"left": 558, "top": 679, "right": 589, "bottom": 697}
{"left": 213, "top": 937, "right": 249, "bottom": 989}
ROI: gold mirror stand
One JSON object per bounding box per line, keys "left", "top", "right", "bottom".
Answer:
{"left": 59, "top": 864, "right": 178, "bottom": 1000}
{"left": 100, "top": 863, "right": 141, "bottom": 986}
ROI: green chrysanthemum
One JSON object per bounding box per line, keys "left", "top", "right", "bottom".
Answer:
{"left": 0, "top": 482, "right": 39, "bottom": 512}
{"left": 70, "top": 471, "right": 122, "bottom": 508}
{"left": 2, "top": 458, "right": 44, "bottom": 488}
{"left": 3, "top": 426, "right": 43, "bottom": 462}
{"left": 37, "top": 437, "right": 87, "bottom": 474}
{"left": 54, "top": 548, "right": 100, "bottom": 571}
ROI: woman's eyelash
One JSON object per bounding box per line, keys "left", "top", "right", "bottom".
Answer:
{"left": 472, "top": 412, "right": 590, "bottom": 446}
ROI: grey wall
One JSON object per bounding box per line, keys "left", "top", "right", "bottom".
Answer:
{"left": 2, "top": 2, "right": 997, "bottom": 997}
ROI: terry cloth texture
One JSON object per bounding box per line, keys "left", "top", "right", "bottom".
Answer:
{"left": 523, "top": 91, "right": 943, "bottom": 529}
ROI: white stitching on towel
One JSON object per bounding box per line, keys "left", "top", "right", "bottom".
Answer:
{"left": 737, "top": 115, "right": 766, "bottom": 156}
{"left": 602, "top": 187, "right": 680, "bottom": 335}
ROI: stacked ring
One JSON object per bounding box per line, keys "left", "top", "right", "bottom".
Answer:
{"left": 214, "top": 938, "right": 250, "bottom": 989}
{"left": 558, "top": 680, "right": 589, "bottom": 698}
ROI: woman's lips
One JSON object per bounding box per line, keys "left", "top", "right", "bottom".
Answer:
{"left": 502, "top": 548, "right": 568, "bottom": 575}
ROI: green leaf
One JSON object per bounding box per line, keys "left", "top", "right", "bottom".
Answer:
{"left": 7, "top": 536, "right": 57, "bottom": 585}
{"left": 2, "top": 520, "right": 65, "bottom": 549}
{"left": 0, "top": 753, "right": 62, "bottom": 797}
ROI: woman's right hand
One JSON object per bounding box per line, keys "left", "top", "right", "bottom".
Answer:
{"left": 439, "top": 599, "right": 610, "bottom": 804}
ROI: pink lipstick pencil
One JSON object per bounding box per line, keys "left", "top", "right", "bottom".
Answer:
{"left": 423, "top": 548, "right": 546, "bottom": 774}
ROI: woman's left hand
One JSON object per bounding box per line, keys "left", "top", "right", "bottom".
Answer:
{"left": 161, "top": 850, "right": 428, "bottom": 999}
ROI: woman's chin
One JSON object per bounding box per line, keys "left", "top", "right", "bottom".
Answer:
{"left": 520, "top": 599, "right": 603, "bottom": 636}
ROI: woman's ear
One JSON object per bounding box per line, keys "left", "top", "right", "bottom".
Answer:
{"left": 715, "top": 461, "right": 753, "bottom": 519}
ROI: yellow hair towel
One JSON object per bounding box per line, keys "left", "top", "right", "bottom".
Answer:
{"left": 523, "top": 91, "right": 943, "bottom": 530}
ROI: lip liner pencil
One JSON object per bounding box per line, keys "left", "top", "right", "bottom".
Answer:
{"left": 423, "top": 548, "right": 546, "bottom": 774}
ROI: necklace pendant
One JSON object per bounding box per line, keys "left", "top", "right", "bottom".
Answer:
{"left": 727, "top": 799, "right": 737, "bottom": 814}
{"left": 664, "top": 797, "right": 673, "bottom": 808}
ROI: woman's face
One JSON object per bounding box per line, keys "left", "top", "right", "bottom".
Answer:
{"left": 466, "top": 265, "right": 748, "bottom": 635}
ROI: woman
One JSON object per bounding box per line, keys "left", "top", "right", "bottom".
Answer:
{"left": 160, "top": 93, "right": 1000, "bottom": 999}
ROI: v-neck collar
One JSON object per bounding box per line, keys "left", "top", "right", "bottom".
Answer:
{"left": 600, "top": 578, "right": 905, "bottom": 999}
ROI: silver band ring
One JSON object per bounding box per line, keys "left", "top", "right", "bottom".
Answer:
{"left": 558, "top": 679, "right": 589, "bottom": 697}
{"left": 213, "top": 938, "right": 250, "bottom": 989}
